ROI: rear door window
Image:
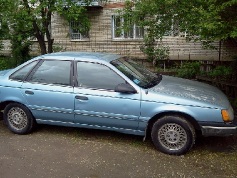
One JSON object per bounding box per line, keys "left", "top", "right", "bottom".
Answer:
{"left": 27, "top": 60, "right": 72, "bottom": 86}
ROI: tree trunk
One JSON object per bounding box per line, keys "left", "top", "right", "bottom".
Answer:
{"left": 48, "top": 38, "right": 54, "bottom": 53}
{"left": 22, "top": 0, "right": 47, "bottom": 54}
{"left": 37, "top": 36, "right": 47, "bottom": 54}
{"left": 33, "top": 21, "right": 47, "bottom": 55}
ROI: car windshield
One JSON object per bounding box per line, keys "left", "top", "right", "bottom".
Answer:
{"left": 111, "top": 57, "right": 162, "bottom": 89}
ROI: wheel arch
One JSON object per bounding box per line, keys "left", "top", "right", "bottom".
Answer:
{"left": 0, "top": 101, "right": 26, "bottom": 111}
{"left": 0, "top": 101, "right": 34, "bottom": 121}
{"left": 146, "top": 111, "right": 201, "bottom": 138}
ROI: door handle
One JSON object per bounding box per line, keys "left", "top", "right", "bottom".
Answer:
{"left": 75, "top": 95, "right": 88, "bottom": 100}
{"left": 25, "top": 90, "right": 34, "bottom": 95}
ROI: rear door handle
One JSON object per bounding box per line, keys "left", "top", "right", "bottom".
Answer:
{"left": 75, "top": 95, "right": 88, "bottom": 100}
{"left": 25, "top": 90, "right": 34, "bottom": 95}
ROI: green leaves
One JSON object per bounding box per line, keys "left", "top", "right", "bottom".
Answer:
{"left": 0, "top": 0, "right": 105, "bottom": 55}
{"left": 123, "top": 0, "right": 237, "bottom": 45}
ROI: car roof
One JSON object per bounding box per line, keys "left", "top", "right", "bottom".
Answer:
{"left": 38, "top": 52, "right": 122, "bottom": 63}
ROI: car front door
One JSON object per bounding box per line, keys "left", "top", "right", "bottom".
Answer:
{"left": 21, "top": 60, "right": 74, "bottom": 123}
{"left": 74, "top": 61, "right": 140, "bottom": 130}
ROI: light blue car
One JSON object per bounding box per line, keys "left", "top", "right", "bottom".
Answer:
{"left": 0, "top": 52, "right": 236, "bottom": 155}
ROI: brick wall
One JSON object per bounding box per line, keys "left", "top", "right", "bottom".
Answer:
{"left": 1, "top": 0, "right": 236, "bottom": 61}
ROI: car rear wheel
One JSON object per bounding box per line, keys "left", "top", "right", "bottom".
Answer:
{"left": 4, "top": 103, "right": 35, "bottom": 134}
{"left": 151, "top": 115, "right": 196, "bottom": 155}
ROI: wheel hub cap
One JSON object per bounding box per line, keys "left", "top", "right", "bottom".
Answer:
{"left": 158, "top": 123, "right": 187, "bottom": 151}
{"left": 165, "top": 130, "right": 180, "bottom": 144}
{"left": 7, "top": 107, "right": 27, "bottom": 130}
{"left": 13, "top": 114, "right": 22, "bottom": 124}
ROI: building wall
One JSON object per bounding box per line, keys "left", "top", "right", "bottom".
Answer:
{"left": 1, "top": 1, "right": 236, "bottom": 61}
{"left": 50, "top": 7, "right": 145, "bottom": 58}
{"left": 49, "top": 2, "right": 236, "bottom": 61}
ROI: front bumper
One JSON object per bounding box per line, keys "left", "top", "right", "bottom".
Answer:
{"left": 200, "top": 118, "right": 237, "bottom": 136}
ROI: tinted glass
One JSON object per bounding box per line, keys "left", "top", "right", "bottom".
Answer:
{"left": 77, "top": 62, "right": 125, "bottom": 90}
{"left": 28, "top": 60, "right": 71, "bottom": 86}
{"left": 10, "top": 61, "right": 38, "bottom": 81}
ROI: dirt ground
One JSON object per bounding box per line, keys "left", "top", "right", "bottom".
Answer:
{"left": 0, "top": 119, "right": 237, "bottom": 178}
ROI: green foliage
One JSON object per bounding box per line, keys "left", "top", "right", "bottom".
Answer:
{"left": 0, "top": 0, "right": 104, "bottom": 55}
{"left": 53, "top": 43, "right": 66, "bottom": 52}
{"left": 208, "top": 66, "right": 232, "bottom": 77}
{"left": 11, "top": 37, "right": 32, "bottom": 65}
{"left": 121, "top": 1, "right": 171, "bottom": 66}
{"left": 176, "top": 62, "right": 201, "bottom": 79}
{"left": 140, "top": 37, "right": 170, "bottom": 66}
{"left": 56, "top": 0, "right": 91, "bottom": 35}
{"left": 0, "top": 56, "right": 16, "bottom": 70}
{"left": 123, "top": 0, "right": 237, "bottom": 47}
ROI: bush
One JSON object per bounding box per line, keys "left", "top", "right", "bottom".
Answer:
{"left": 208, "top": 65, "right": 232, "bottom": 78}
{"left": 0, "top": 56, "right": 16, "bottom": 70}
{"left": 176, "top": 61, "right": 201, "bottom": 79}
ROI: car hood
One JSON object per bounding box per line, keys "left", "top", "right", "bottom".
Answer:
{"left": 148, "top": 75, "right": 229, "bottom": 108}
{"left": 0, "top": 69, "right": 12, "bottom": 76}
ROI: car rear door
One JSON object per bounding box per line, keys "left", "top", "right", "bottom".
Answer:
{"left": 21, "top": 59, "right": 74, "bottom": 123}
{"left": 74, "top": 61, "right": 141, "bottom": 130}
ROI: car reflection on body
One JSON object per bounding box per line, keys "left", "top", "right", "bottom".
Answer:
{"left": 0, "top": 52, "right": 236, "bottom": 155}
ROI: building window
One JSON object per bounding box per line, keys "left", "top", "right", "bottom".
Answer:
{"left": 69, "top": 21, "right": 89, "bottom": 40}
{"left": 163, "top": 18, "right": 180, "bottom": 37}
{"left": 112, "top": 15, "right": 144, "bottom": 40}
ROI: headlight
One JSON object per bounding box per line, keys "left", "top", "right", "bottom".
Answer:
{"left": 221, "top": 109, "right": 233, "bottom": 122}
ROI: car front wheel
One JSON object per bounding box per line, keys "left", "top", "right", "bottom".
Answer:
{"left": 4, "top": 103, "right": 35, "bottom": 134}
{"left": 151, "top": 115, "right": 196, "bottom": 155}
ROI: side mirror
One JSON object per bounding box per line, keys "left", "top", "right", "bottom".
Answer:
{"left": 115, "top": 83, "right": 137, "bottom": 94}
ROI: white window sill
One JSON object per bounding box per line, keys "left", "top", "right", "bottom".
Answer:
{"left": 112, "top": 38, "right": 143, "bottom": 42}
{"left": 70, "top": 39, "right": 90, "bottom": 42}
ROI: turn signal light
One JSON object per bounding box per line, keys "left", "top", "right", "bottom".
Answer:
{"left": 221, "top": 110, "right": 231, "bottom": 122}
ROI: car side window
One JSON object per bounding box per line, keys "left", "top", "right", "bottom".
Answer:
{"left": 28, "top": 60, "right": 71, "bottom": 86}
{"left": 10, "top": 61, "right": 39, "bottom": 81}
{"left": 77, "top": 62, "right": 126, "bottom": 90}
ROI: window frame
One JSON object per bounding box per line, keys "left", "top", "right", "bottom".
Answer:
{"left": 25, "top": 59, "right": 73, "bottom": 87}
{"left": 112, "top": 15, "right": 144, "bottom": 40}
{"left": 69, "top": 20, "right": 90, "bottom": 41}
{"left": 75, "top": 61, "right": 127, "bottom": 91}
{"left": 9, "top": 60, "right": 40, "bottom": 82}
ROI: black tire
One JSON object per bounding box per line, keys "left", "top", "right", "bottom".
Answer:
{"left": 3, "top": 103, "right": 36, "bottom": 134}
{"left": 151, "top": 115, "right": 196, "bottom": 155}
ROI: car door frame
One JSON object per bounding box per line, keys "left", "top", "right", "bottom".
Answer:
{"left": 21, "top": 58, "right": 75, "bottom": 124}
{"left": 73, "top": 59, "right": 142, "bottom": 132}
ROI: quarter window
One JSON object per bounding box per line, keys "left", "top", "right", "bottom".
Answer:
{"left": 77, "top": 62, "right": 126, "bottom": 90}
{"left": 28, "top": 60, "right": 71, "bottom": 86}
{"left": 10, "top": 61, "right": 39, "bottom": 81}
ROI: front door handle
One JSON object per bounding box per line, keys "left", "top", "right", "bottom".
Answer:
{"left": 75, "top": 95, "right": 88, "bottom": 100}
{"left": 25, "top": 90, "right": 34, "bottom": 95}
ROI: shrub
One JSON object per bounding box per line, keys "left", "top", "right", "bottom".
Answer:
{"left": 176, "top": 61, "right": 201, "bottom": 79}
{"left": 0, "top": 56, "right": 16, "bottom": 70}
{"left": 208, "top": 65, "right": 232, "bottom": 78}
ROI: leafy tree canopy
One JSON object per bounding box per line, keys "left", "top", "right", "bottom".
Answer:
{"left": 0, "top": 0, "right": 98, "bottom": 54}
{"left": 122, "top": 0, "right": 237, "bottom": 45}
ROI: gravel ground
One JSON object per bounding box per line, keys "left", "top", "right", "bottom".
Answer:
{"left": 1, "top": 120, "right": 237, "bottom": 178}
